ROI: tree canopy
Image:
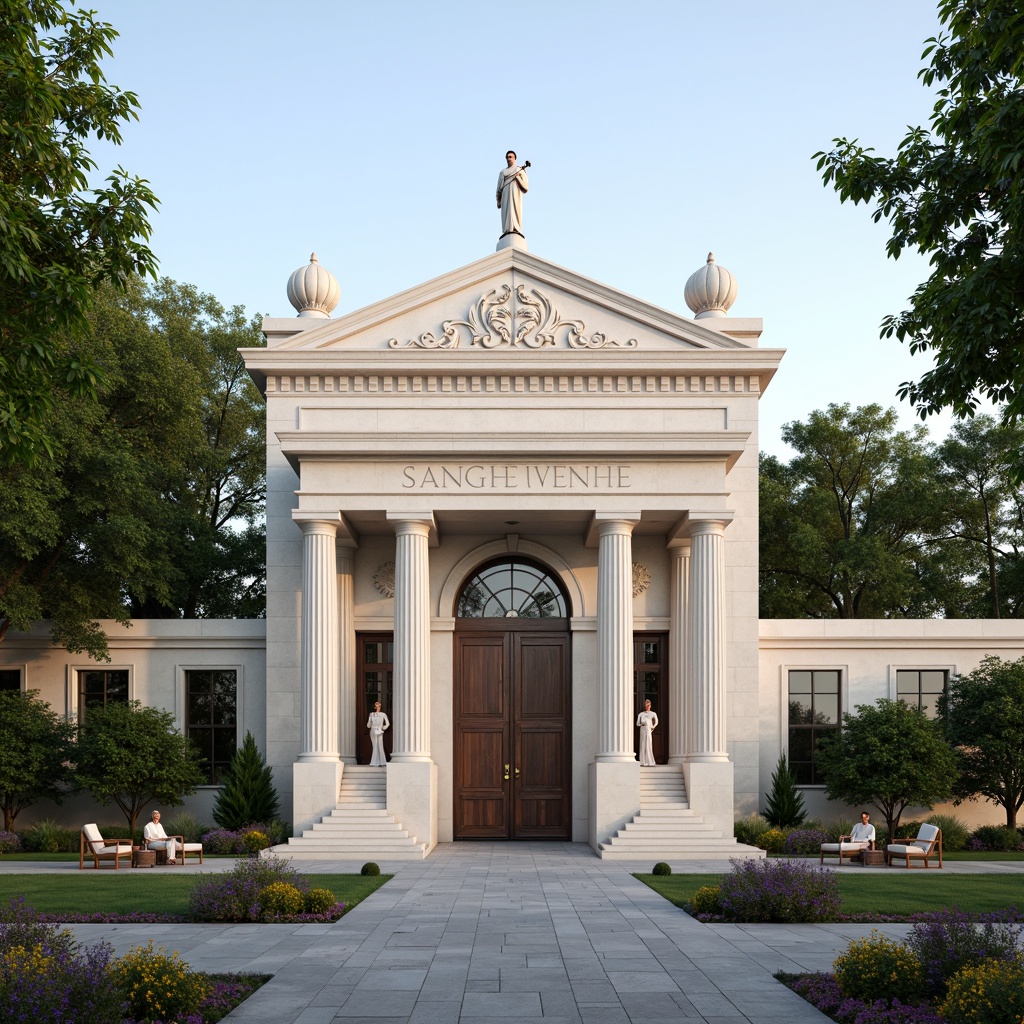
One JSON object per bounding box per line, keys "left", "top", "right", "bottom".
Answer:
{"left": 940, "top": 655, "right": 1024, "bottom": 828}
{"left": 816, "top": 697, "right": 958, "bottom": 842}
{"left": 814, "top": 0, "right": 1024, "bottom": 422}
{"left": 0, "top": 277, "right": 266, "bottom": 659}
{"left": 74, "top": 699, "right": 205, "bottom": 834}
{"left": 0, "top": 689, "right": 76, "bottom": 829}
{"left": 0, "top": 1, "right": 158, "bottom": 465}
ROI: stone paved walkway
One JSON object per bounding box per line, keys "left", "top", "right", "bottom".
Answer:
{"left": 14, "top": 843, "right": 1024, "bottom": 1022}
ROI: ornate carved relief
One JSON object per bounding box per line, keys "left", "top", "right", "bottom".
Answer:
{"left": 373, "top": 561, "right": 396, "bottom": 598}
{"left": 632, "top": 562, "right": 651, "bottom": 597}
{"left": 388, "top": 284, "right": 637, "bottom": 351}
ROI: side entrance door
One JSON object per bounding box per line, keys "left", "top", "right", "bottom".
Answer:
{"left": 453, "top": 621, "right": 571, "bottom": 839}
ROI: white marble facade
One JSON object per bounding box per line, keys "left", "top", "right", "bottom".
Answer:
{"left": 242, "top": 247, "right": 783, "bottom": 851}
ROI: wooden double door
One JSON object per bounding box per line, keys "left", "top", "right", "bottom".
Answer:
{"left": 454, "top": 620, "right": 571, "bottom": 839}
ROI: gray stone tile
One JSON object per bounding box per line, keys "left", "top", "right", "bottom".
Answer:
{"left": 336, "top": 989, "right": 419, "bottom": 1017}
{"left": 461, "top": 991, "right": 543, "bottom": 1016}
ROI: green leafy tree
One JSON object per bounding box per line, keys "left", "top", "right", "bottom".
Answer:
{"left": 212, "top": 731, "right": 280, "bottom": 830}
{"left": 816, "top": 698, "right": 958, "bottom": 842}
{"left": 0, "top": 1, "right": 158, "bottom": 465}
{"left": 759, "top": 404, "right": 952, "bottom": 618}
{"left": 940, "top": 656, "right": 1024, "bottom": 828}
{"left": 762, "top": 754, "right": 806, "bottom": 828}
{"left": 814, "top": 0, "right": 1024, "bottom": 422}
{"left": 0, "top": 689, "right": 76, "bottom": 829}
{"left": 75, "top": 699, "right": 205, "bottom": 834}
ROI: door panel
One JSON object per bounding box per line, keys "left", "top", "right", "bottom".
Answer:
{"left": 454, "top": 625, "right": 570, "bottom": 839}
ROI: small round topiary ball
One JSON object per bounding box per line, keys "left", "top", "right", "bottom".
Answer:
{"left": 361, "top": 861, "right": 381, "bottom": 876}
{"left": 652, "top": 862, "right": 672, "bottom": 876}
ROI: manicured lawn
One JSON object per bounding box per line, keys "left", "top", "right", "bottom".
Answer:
{"left": 0, "top": 873, "right": 390, "bottom": 917}
{"left": 1, "top": 852, "right": 235, "bottom": 862}
{"left": 637, "top": 872, "right": 1024, "bottom": 916}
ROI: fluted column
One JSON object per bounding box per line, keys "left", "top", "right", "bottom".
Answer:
{"left": 595, "top": 516, "right": 639, "bottom": 761}
{"left": 668, "top": 541, "right": 690, "bottom": 765}
{"left": 388, "top": 514, "right": 433, "bottom": 762}
{"left": 298, "top": 519, "right": 340, "bottom": 762}
{"left": 337, "top": 550, "right": 356, "bottom": 764}
{"left": 687, "top": 520, "right": 728, "bottom": 761}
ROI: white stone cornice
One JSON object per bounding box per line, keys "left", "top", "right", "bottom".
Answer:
{"left": 585, "top": 512, "right": 642, "bottom": 549}
{"left": 292, "top": 509, "right": 359, "bottom": 547}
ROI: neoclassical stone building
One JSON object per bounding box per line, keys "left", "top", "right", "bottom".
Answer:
{"left": 239, "top": 245, "right": 783, "bottom": 858}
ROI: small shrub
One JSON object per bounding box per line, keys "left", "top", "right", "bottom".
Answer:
{"left": 938, "top": 959, "right": 1024, "bottom": 1024}
{"left": 111, "top": 940, "right": 209, "bottom": 1023}
{"left": 652, "top": 862, "right": 671, "bottom": 875}
{"left": 925, "top": 814, "right": 970, "bottom": 852}
{"left": 734, "top": 813, "right": 771, "bottom": 846}
{"left": 20, "top": 819, "right": 77, "bottom": 854}
{"left": 258, "top": 882, "right": 305, "bottom": 918}
{"left": 361, "top": 861, "right": 380, "bottom": 876}
{"left": 894, "top": 819, "right": 925, "bottom": 842}
{"left": 904, "top": 907, "right": 1023, "bottom": 997}
{"left": 718, "top": 858, "right": 840, "bottom": 923}
{"left": 824, "top": 818, "right": 855, "bottom": 843}
{"left": 757, "top": 827, "right": 787, "bottom": 854}
{"left": 201, "top": 828, "right": 242, "bottom": 855}
{"left": 188, "top": 853, "right": 308, "bottom": 922}
{"left": 783, "top": 828, "right": 830, "bottom": 856}
{"left": 833, "top": 932, "right": 928, "bottom": 1004}
{"left": 305, "top": 888, "right": 336, "bottom": 914}
{"left": 762, "top": 755, "right": 806, "bottom": 827}
{"left": 241, "top": 830, "right": 270, "bottom": 855}
{"left": 163, "top": 812, "right": 206, "bottom": 843}
{"left": 971, "top": 825, "right": 1022, "bottom": 851}
{"left": 0, "top": 831, "right": 22, "bottom": 854}
{"left": 690, "top": 886, "right": 721, "bottom": 915}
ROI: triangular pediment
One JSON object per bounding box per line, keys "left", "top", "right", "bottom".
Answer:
{"left": 263, "top": 249, "right": 757, "bottom": 354}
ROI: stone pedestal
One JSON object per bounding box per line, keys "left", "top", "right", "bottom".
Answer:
{"left": 589, "top": 760, "right": 640, "bottom": 850}
{"left": 386, "top": 760, "right": 437, "bottom": 852}
{"left": 292, "top": 760, "right": 343, "bottom": 836}
{"left": 496, "top": 233, "right": 527, "bottom": 252}
{"left": 682, "top": 759, "right": 735, "bottom": 840}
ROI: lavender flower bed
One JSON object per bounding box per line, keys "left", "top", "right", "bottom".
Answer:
{"left": 780, "top": 972, "right": 944, "bottom": 1024}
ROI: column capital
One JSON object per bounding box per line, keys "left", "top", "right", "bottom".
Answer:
{"left": 386, "top": 512, "right": 438, "bottom": 545}
{"left": 671, "top": 512, "right": 734, "bottom": 541}
{"left": 586, "top": 513, "right": 641, "bottom": 547}
{"left": 292, "top": 510, "right": 359, "bottom": 545}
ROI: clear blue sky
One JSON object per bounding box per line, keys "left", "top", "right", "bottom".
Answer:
{"left": 89, "top": 0, "right": 958, "bottom": 456}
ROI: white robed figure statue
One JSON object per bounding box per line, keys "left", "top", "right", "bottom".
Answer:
{"left": 636, "top": 699, "right": 659, "bottom": 767}
{"left": 496, "top": 150, "right": 529, "bottom": 242}
{"left": 367, "top": 701, "right": 390, "bottom": 766}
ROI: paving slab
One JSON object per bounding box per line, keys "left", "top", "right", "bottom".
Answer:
{"left": 5, "top": 844, "right": 1023, "bottom": 1022}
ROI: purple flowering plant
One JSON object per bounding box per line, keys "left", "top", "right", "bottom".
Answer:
{"left": 717, "top": 857, "right": 841, "bottom": 923}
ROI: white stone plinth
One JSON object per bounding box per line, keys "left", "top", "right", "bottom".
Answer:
{"left": 387, "top": 760, "right": 437, "bottom": 853}
{"left": 292, "top": 760, "right": 342, "bottom": 835}
{"left": 682, "top": 759, "right": 735, "bottom": 840}
{"left": 496, "top": 233, "right": 527, "bottom": 252}
{"left": 588, "top": 759, "right": 640, "bottom": 850}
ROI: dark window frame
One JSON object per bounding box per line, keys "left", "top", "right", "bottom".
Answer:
{"left": 184, "top": 668, "right": 238, "bottom": 786}
{"left": 0, "top": 667, "right": 24, "bottom": 692}
{"left": 787, "top": 668, "right": 841, "bottom": 786}
{"left": 76, "top": 668, "right": 130, "bottom": 723}
{"left": 896, "top": 668, "right": 949, "bottom": 719}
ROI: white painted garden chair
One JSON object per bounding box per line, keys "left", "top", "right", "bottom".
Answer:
{"left": 79, "top": 823, "right": 132, "bottom": 870}
{"left": 819, "top": 835, "right": 872, "bottom": 866}
{"left": 886, "top": 823, "right": 943, "bottom": 869}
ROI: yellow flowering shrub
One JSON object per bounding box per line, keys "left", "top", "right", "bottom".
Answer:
{"left": 757, "top": 828, "right": 787, "bottom": 853}
{"left": 258, "top": 881, "right": 305, "bottom": 917}
{"left": 833, "top": 932, "right": 927, "bottom": 1004}
{"left": 241, "top": 830, "right": 270, "bottom": 854}
{"left": 0, "top": 943, "right": 54, "bottom": 980}
{"left": 690, "top": 886, "right": 722, "bottom": 915}
{"left": 110, "top": 940, "right": 209, "bottom": 1023}
{"left": 939, "top": 959, "right": 1024, "bottom": 1024}
{"left": 305, "top": 888, "right": 337, "bottom": 914}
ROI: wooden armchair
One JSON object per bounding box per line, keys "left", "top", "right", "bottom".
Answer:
{"left": 819, "top": 835, "right": 872, "bottom": 866}
{"left": 886, "top": 823, "right": 943, "bottom": 868}
{"left": 80, "top": 824, "right": 133, "bottom": 870}
{"left": 151, "top": 835, "right": 204, "bottom": 865}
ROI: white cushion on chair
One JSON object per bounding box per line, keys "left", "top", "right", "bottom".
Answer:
{"left": 820, "top": 842, "right": 868, "bottom": 852}
{"left": 887, "top": 843, "right": 927, "bottom": 857}
{"left": 182, "top": 843, "right": 203, "bottom": 853}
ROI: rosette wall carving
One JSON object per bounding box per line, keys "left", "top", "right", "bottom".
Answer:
{"left": 632, "top": 562, "right": 651, "bottom": 597}
{"left": 373, "top": 561, "right": 396, "bottom": 598}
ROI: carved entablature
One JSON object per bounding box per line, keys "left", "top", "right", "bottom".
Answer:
{"left": 387, "top": 284, "right": 638, "bottom": 351}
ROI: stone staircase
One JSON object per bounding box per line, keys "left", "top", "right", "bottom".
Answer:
{"left": 275, "top": 766, "right": 428, "bottom": 861}
{"left": 597, "top": 765, "right": 763, "bottom": 860}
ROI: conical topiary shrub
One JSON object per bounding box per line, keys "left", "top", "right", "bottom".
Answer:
{"left": 212, "top": 731, "right": 280, "bottom": 829}
{"left": 762, "top": 754, "right": 806, "bottom": 828}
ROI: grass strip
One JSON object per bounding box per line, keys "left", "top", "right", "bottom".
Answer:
{"left": 0, "top": 872, "right": 390, "bottom": 917}
{"left": 636, "top": 872, "right": 1024, "bottom": 916}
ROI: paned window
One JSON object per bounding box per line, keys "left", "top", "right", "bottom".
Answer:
{"left": 788, "top": 669, "right": 840, "bottom": 785}
{"left": 185, "top": 670, "right": 237, "bottom": 785}
{"left": 0, "top": 668, "right": 22, "bottom": 692}
{"left": 77, "top": 669, "right": 129, "bottom": 721}
{"left": 456, "top": 558, "right": 567, "bottom": 618}
{"left": 896, "top": 669, "right": 948, "bottom": 719}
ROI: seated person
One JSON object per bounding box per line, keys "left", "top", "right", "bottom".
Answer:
{"left": 143, "top": 810, "right": 178, "bottom": 864}
{"left": 850, "top": 811, "right": 876, "bottom": 850}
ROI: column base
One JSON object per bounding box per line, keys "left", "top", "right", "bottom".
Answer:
{"left": 387, "top": 760, "right": 437, "bottom": 853}
{"left": 292, "top": 760, "right": 342, "bottom": 836}
{"left": 683, "top": 758, "right": 735, "bottom": 839}
{"left": 588, "top": 760, "right": 640, "bottom": 850}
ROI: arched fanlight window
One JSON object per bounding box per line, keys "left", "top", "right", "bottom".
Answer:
{"left": 456, "top": 558, "right": 568, "bottom": 618}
